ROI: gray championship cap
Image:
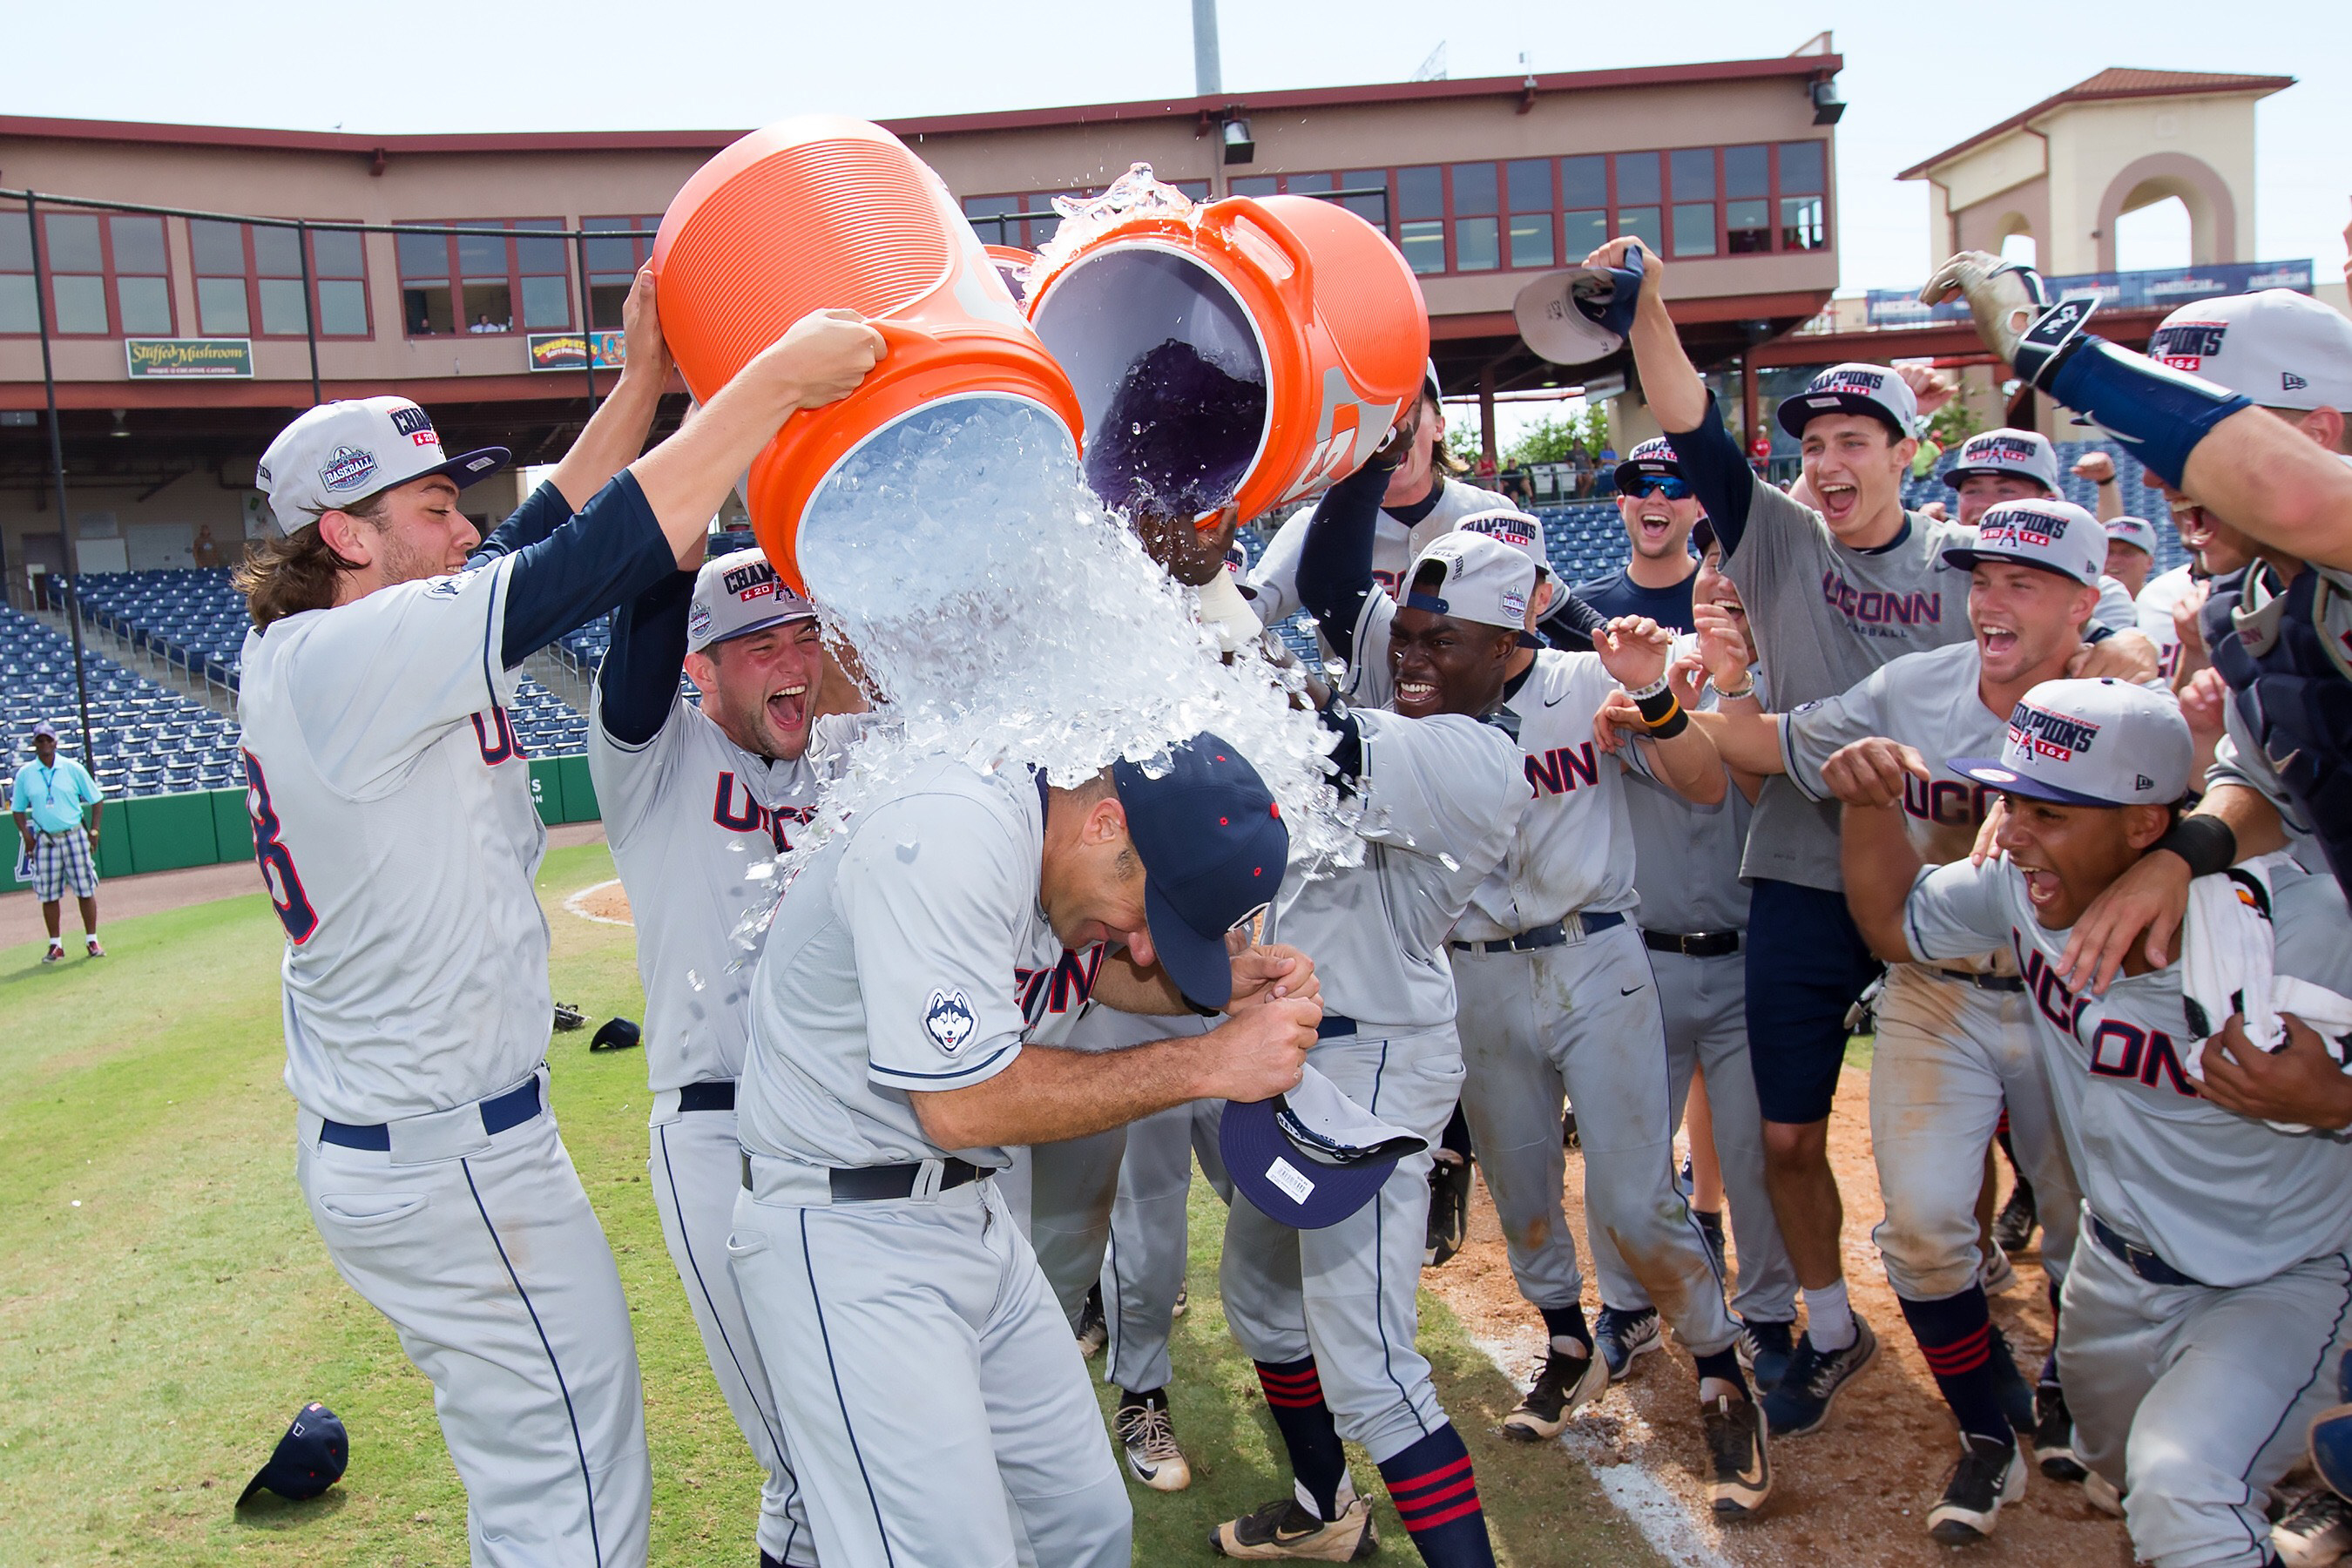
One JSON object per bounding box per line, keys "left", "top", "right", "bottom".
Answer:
{"left": 1950, "top": 678, "right": 2193, "bottom": 808}
{"left": 687, "top": 548, "right": 818, "bottom": 654}
{"left": 256, "top": 397, "right": 509, "bottom": 536}
{"left": 1943, "top": 428, "right": 2061, "bottom": 492}
{"left": 1402, "top": 531, "right": 1538, "bottom": 629}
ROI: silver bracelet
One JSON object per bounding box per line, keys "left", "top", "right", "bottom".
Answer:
{"left": 1710, "top": 673, "right": 1757, "bottom": 701}
{"left": 1625, "top": 673, "right": 1670, "bottom": 702}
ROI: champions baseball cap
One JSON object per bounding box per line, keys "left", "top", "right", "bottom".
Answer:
{"left": 1612, "top": 435, "right": 1684, "bottom": 496}
{"left": 1514, "top": 247, "right": 1647, "bottom": 367}
{"left": 256, "top": 397, "right": 509, "bottom": 537}
{"left": 687, "top": 548, "right": 816, "bottom": 654}
{"left": 1941, "top": 498, "right": 2105, "bottom": 586}
{"left": 1220, "top": 1064, "right": 1429, "bottom": 1228}
{"left": 1776, "top": 362, "right": 1920, "bottom": 442}
{"left": 1456, "top": 508, "right": 1551, "bottom": 578}
{"left": 1403, "top": 532, "right": 1538, "bottom": 630}
{"left": 1943, "top": 428, "right": 2061, "bottom": 492}
{"left": 2104, "top": 516, "right": 2159, "bottom": 558}
{"left": 1110, "top": 732, "right": 1288, "bottom": 1010}
{"left": 237, "top": 1402, "right": 348, "bottom": 1508}
{"left": 2147, "top": 289, "right": 2352, "bottom": 411}
{"left": 1950, "top": 678, "right": 2193, "bottom": 808}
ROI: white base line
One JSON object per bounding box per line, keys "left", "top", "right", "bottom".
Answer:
{"left": 563, "top": 878, "right": 633, "bottom": 927}
{"left": 1462, "top": 1329, "right": 1736, "bottom": 1568}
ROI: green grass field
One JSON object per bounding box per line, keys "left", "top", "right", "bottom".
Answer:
{"left": 0, "top": 844, "right": 1662, "bottom": 1566}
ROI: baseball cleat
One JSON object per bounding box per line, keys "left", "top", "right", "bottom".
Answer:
{"left": 2033, "top": 1382, "right": 2086, "bottom": 1482}
{"left": 1992, "top": 1182, "right": 2038, "bottom": 1254}
{"left": 1115, "top": 1389, "right": 1191, "bottom": 1492}
{"left": 2274, "top": 1488, "right": 2352, "bottom": 1567}
{"left": 1593, "top": 1306, "right": 1661, "bottom": 1380}
{"left": 1173, "top": 1281, "right": 1188, "bottom": 1318}
{"left": 1503, "top": 1344, "right": 1608, "bottom": 1441}
{"left": 43, "top": 941, "right": 64, "bottom": 964}
{"left": 1424, "top": 1150, "right": 1470, "bottom": 1267}
{"left": 1703, "top": 1392, "right": 1771, "bottom": 1517}
{"left": 1761, "top": 1317, "right": 1879, "bottom": 1437}
{"left": 1209, "top": 1495, "right": 1376, "bottom": 1560}
{"left": 2081, "top": 1468, "right": 2124, "bottom": 1517}
{"left": 1736, "top": 1318, "right": 1797, "bottom": 1395}
{"left": 1075, "top": 1283, "right": 1107, "bottom": 1360}
{"left": 1978, "top": 1247, "right": 2018, "bottom": 1295}
{"left": 84, "top": 936, "right": 105, "bottom": 957}
{"left": 1927, "top": 1434, "right": 2026, "bottom": 1544}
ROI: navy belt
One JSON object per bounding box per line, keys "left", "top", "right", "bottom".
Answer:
{"left": 1316, "top": 1014, "right": 1358, "bottom": 1040}
{"left": 1644, "top": 929, "right": 1740, "bottom": 958}
{"left": 1936, "top": 967, "right": 2026, "bottom": 993}
{"left": 678, "top": 1080, "right": 736, "bottom": 1113}
{"left": 738, "top": 1155, "right": 993, "bottom": 1200}
{"left": 1450, "top": 913, "right": 1622, "bottom": 956}
{"left": 320, "top": 1078, "right": 543, "bottom": 1152}
{"left": 2091, "top": 1214, "right": 2204, "bottom": 1288}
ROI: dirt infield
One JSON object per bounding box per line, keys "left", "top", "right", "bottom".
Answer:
{"left": 1425, "top": 1071, "right": 2135, "bottom": 1567}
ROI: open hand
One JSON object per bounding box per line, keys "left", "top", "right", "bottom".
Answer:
{"left": 1692, "top": 602, "right": 1753, "bottom": 691}
{"left": 619, "top": 266, "right": 672, "bottom": 384}
{"left": 2058, "top": 846, "right": 2191, "bottom": 993}
{"left": 1594, "top": 616, "right": 1674, "bottom": 692}
{"left": 1592, "top": 688, "right": 1641, "bottom": 755}
{"left": 1920, "top": 250, "right": 2048, "bottom": 365}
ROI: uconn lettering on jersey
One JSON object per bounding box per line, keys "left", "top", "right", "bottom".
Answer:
{"left": 2014, "top": 936, "right": 2200, "bottom": 1099}
{"left": 1819, "top": 571, "right": 1942, "bottom": 638}
{"left": 1015, "top": 944, "right": 1105, "bottom": 1026}
{"left": 1525, "top": 742, "right": 1598, "bottom": 796}
{"left": 1903, "top": 774, "right": 1996, "bottom": 828}
{"left": 711, "top": 772, "right": 817, "bottom": 855}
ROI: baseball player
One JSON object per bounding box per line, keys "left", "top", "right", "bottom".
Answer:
{"left": 11, "top": 720, "right": 105, "bottom": 961}
{"left": 1692, "top": 497, "right": 2108, "bottom": 1539}
{"left": 1844, "top": 676, "right": 2352, "bottom": 1568}
{"left": 727, "top": 731, "right": 1322, "bottom": 1567}
{"left": 1573, "top": 436, "right": 1701, "bottom": 627}
{"left": 1302, "top": 487, "right": 1774, "bottom": 1520}
{"left": 1210, "top": 531, "right": 1531, "bottom": 1562}
{"left": 1938, "top": 429, "right": 2146, "bottom": 636}
{"left": 234, "top": 276, "right": 884, "bottom": 1566}
{"left": 590, "top": 543, "right": 872, "bottom": 1568}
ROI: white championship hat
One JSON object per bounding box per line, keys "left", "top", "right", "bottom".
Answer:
{"left": 1456, "top": 508, "right": 1551, "bottom": 578}
{"left": 2146, "top": 289, "right": 2352, "bottom": 411}
{"left": 256, "top": 396, "right": 509, "bottom": 536}
{"left": 2103, "top": 516, "right": 2159, "bottom": 558}
{"left": 1776, "top": 362, "right": 1921, "bottom": 441}
{"left": 687, "top": 548, "right": 817, "bottom": 654}
{"left": 1940, "top": 498, "right": 2105, "bottom": 587}
{"left": 1943, "top": 428, "right": 2061, "bottom": 492}
{"left": 1402, "top": 531, "right": 1538, "bottom": 629}
{"left": 1513, "top": 248, "right": 1648, "bottom": 367}
{"left": 1950, "top": 678, "right": 2193, "bottom": 808}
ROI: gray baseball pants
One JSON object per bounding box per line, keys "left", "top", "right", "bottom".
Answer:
{"left": 1100, "top": 1097, "right": 1230, "bottom": 1396}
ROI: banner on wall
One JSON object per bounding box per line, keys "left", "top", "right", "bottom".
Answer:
{"left": 125, "top": 338, "right": 254, "bottom": 378}
{"left": 526, "top": 330, "right": 626, "bottom": 372}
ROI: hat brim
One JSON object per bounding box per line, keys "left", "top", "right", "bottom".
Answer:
{"left": 416, "top": 447, "right": 512, "bottom": 490}
{"left": 1937, "top": 546, "right": 2098, "bottom": 587}
{"left": 1218, "top": 1098, "right": 1400, "bottom": 1229}
{"left": 1941, "top": 463, "right": 2052, "bottom": 491}
{"left": 1143, "top": 878, "right": 1233, "bottom": 1010}
{"left": 1949, "top": 755, "right": 2121, "bottom": 808}
{"left": 1612, "top": 459, "right": 1683, "bottom": 494}
{"left": 1777, "top": 392, "right": 1907, "bottom": 442}
{"left": 700, "top": 606, "right": 820, "bottom": 652}
{"left": 236, "top": 1468, "right": 273, "bottom": 1508}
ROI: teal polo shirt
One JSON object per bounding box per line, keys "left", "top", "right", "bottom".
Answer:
{"left": 12, "top": 757, "right": 100, "bottom": 835}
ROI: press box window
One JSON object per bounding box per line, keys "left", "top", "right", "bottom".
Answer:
{"left": 1506, "top": 159, "right": 1553, "bottom": 268}
{"left": 32, "top": 213, "right": 169, "bottom": 336}
{"left": 199, "top": 222, "right": 371, "bottom": 336}
{"left": 1725, "top": 145, "right": 1771, "bottom": 253}
{"left": 401, "top": 220, "right": 571, "bottom": 336}
{"left": 1449, "top": 163, "right": 1500, "bottom": 273}
{"left": 585, "top": 216, "right": 661, "bottom": 328}
{"left": 1396, "top": 165, "right": 1444, "bottom": 275}
{"left": 0, "top": 221, "right": 33, "bottom": 333}
{"left": 1670, "top": 148, "right": 1717, "bottom": 258}
{"left": 1560, "top": 155, "right": 1607, "bottom": 263}
{"left": 1780, "top": 141, "right": 1828, "bottom": 251}
{"left": 1612, "top": 152, "right": 1661, "bottom": 258}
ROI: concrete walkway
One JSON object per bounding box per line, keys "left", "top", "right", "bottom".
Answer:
{"left": 0, "top": 821, "right": 606, "bottom": 950}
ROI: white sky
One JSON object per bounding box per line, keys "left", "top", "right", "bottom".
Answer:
{"left": 10, "top": 1, "right": 2345, "bottom": 295}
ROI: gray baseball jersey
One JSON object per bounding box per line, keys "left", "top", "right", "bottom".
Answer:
{"left": 2138, "top": 564, "right": 2195, "bottom": 681}
{"left": 1905, "top": 855, "right": 2352, "bottom": 1287}
{"left": 1247, "top": 476, "right": 1514, "bottom": 626}
{"left": 1264, "top": 709, "right": 1529, "bottom": 1029}
{"left": 591, "top": 690, "right": 861, "bottom": 1092}
{"left": 1620, "top": 634, "right": 1761, "bottom": 935}
{"left": 237, "top": 558, "right": 552, "bottom": 1124}
{"left": 740, "top": 755, "right": 1101, "bottom": 1172}
{"left": 1719, "top": 482, "right": 1973, "bottom": 889}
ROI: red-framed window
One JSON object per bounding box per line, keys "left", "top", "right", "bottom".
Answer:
{"left": 584, "top": 215, "right": 662, "bottom": 328}
{"left": 187, "top": 220, "right": 372, "bottom": 338}
{"left": 961, "top": 182, "right": 1213, "bottom": 251}
{"left": 0, "top": 212, "right": 174, "bottom": 336}
{"left": 1226, "top": 171, "right": 1392, "bottom": 229}
{"left": 395, "top": 219, "right": 571, "bottom": 337}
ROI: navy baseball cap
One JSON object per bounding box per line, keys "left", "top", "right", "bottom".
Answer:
{"left": 1111, "top": 732, "right": 1288, "bottom": 1009}
{"left": 1220, "top": 1064, "right": 1429, "bottom": 1228}
{"left": 1612, "top": 436, "right": 1683, "bottom": 495}
{"left": 237, "top": 1402, "right": 348, "bottom": 1507}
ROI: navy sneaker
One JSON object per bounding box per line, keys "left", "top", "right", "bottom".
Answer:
{"left": 1761, "top": 1317, "right": 1879, "bottom": 1437}
{"left": 1593, "top": 1306, "right": 1661, "bottom": 1380}
{"left": 1736, "top": 1317, "right": 1797, "bottom": 1396}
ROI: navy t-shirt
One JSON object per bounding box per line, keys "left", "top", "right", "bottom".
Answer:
{"left": 1571, "top": 567, "right": 1698, "bottom": 634}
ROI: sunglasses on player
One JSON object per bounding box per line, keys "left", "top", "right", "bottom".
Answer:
{"left": 1627, "top": 476, "right": 1693, "bottom": 502}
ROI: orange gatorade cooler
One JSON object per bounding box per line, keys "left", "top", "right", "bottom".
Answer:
{"left": 1024, "top": 186, "right": 1428, "bottom": 526}
{"left": 985, "top": 245, "right": 1037, "bottom": 304}
{"left": 650, "top": 117, "right": 1082, "bottom": 591}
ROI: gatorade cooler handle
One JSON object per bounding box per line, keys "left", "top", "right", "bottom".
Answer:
{"left": 1201, "top": 198, "right": 1315, "bottom": 316}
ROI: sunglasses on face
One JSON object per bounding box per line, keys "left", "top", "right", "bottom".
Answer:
{"left": 1630, "top": 476, "right": 1693, "bottom": 502}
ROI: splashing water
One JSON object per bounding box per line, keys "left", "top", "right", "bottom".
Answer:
{"left": 734, "top": 393, "right": 1359, "bottom": 960}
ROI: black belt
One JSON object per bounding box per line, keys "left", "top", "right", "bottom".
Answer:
{"left": 1644, "top": 929, "right": 1740, "bottom": 958}
{"left": 740, "top": 1154, "right": 992, "bottom": 1201}
{"left": 320, "top": 1078, "right": 543, "bottom": 1152}
{"left": 677, "top": 1080, "right": 736, "bottom": 1112}
{"left": 2091, "top": 1214, "right": 2204, "bottom": 1288}
{"left": 1935, "top": 967, "right": 2026, "bottom": 993}
{"left": 1450, "top": 911, "right": 1622, "bottom": 956}
{"left": 1316, "top": 1014, "right": 1357, "bottom": 1040}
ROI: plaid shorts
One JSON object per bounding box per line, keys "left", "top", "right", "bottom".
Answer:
{"left": 31, "top": 827, "right": 97, "bottom": 902}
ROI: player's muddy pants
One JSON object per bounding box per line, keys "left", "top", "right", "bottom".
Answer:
{"left": 1220, "top": 1022, "right": 1462, "bottom": 1463}
{"left": 1102, "top": 1097, "right": 1231, "bottom": 1396}
{"left": 297, "top": 1070, "right": 650, "bottom": 1568}
{"left": 1868, "top": 964, "right": 2079, "bottom": 1299}
{"left": 729, "top": 1157, "right": 1128, "bottom": 1568}
{"left": 1589, "top": 945, "right": 1797, "bottom": 1326}
{"left": 1454, "top": 924, "right": 1739, "bottom": 1357}
{"left": 2059, "top": 1223, "right": 2352, "bottom": 1568}
{"left": 649, "top": 1090, "right": 815, "bottom": 1565}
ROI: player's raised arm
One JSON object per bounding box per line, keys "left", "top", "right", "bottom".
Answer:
{"left": 1294, "top": 422, "right": 1406, "bottom": 661}
{"left": 1840, "top": 799, "right": 1926, "bottom": 963}
{"left": 545, "top": 267, "right": 675, "bottom": 511}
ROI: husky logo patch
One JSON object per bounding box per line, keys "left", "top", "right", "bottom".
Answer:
{"left": 924, "top": 988, "right": 978, "bottom": 1055}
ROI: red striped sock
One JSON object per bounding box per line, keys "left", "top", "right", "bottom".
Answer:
{"left": 1899, "top": 1286, "right": 2012, "bottom": 1446}
{"left": 1377, "top": 1424, "right": 1495, "bottom": 1567}
{"left": 1253, "top": 1359, "right": 1348, "bottom": 1519}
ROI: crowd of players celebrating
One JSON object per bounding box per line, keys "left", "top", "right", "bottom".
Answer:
{"left": 227, "top": 226, "right": 2352, "bottom": 1568}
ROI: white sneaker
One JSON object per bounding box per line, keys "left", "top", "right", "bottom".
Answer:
{"left": 1116, "top": 1392, "right": 1191, "bottom": 1492}
{"left": 2081, "top": 1468, "right": 2124, "bottom": 1517}
{"left": 1980, "top": 1248, "right": 2018, "bottom": 1295}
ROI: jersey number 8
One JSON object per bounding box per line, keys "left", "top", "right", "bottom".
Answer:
{"left": 243, "top": 750, "right": 319, "bottom": 943}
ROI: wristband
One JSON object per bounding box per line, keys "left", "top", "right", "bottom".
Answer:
{"left": 1710, "top": 673, "right": 1756, "bottom": 702}
{"left": 1635, "top": 689, "right": 1687, "bottom": 739}
{"left": 1625, "top": 672, "right": 1670, "bottom": 702}
{"left": 2153, "top": 814, "right": 2236, "bottom": 879}
{"left": 2043, "top": 335, "right": 2253, "bottom": 490}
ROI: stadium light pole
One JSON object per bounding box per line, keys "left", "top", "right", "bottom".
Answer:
{"left": 1193, "top": 0, "right": 1221, "bottom": 95}
{"left": 21, "top": 194, "right": 98, "bottom": 776}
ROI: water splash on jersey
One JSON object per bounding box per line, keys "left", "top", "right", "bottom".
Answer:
{"left": 726, "top": 393, "right": 1358, "bottom": 963}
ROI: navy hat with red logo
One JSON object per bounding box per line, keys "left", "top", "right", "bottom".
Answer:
{"left": 1612, "top": 436, "right": 1684, "bottom": 495}
{"left": 237, "top": 1402, "right": 348, "bottom": 1508}
{"left": 1111, "top": 732, "right": 1288, "bottom": 1009}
